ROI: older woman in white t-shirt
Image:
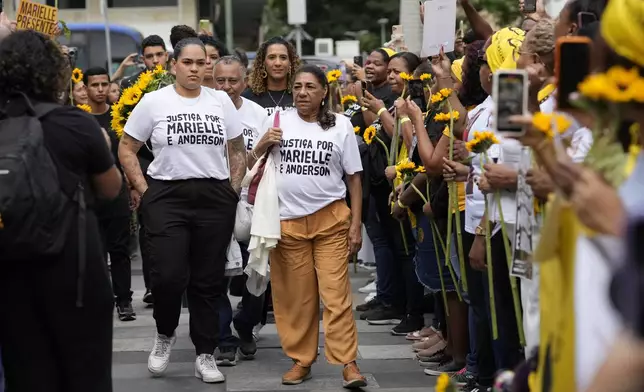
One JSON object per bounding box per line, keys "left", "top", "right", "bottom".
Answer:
{"left": 118, "top": 37, "right": 247, "bottom": 384}
{"left": 248, "top": 64, "right": 366, "bottom": 388}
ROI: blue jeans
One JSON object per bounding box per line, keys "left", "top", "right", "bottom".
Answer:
{"left": 414, "top": 212, "right": 457, "bottom": 292}
{"left": 364, "top": 195, "right": 396, "bottom": 305}
{"left": 217, "top": 278, "right": 240, "bottom": 349}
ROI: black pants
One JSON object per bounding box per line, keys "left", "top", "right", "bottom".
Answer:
{"left": 143, "top": 178, "right": 238, "bottom": 355}
{"left": 372, "top": 184, "right": 424, "bottom": 316}
{"left": 462, "top": 231, "right": 496, "bottom": 387}
{"left": 97, "top": 185, "right": 132, "bottom": 303}
{"left": 0, "top": 212, "right": 114, "bottom": 392}
{"left": 138, "top": 210, "right": 151, "bottom": 290}
{"left": 233, "top": 243, "right": 267, "bottom": 335}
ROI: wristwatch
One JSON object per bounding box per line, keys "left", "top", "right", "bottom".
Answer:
{"left": 474, "top": 225, "right": 486, "bottom": 236}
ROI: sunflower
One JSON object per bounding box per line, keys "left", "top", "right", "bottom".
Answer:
{"left": 153, "top": 64, "right": 165, "bottom": 75}
{"left": 363, "top": 125, "right": 377, "bottom": 145}
{"left": 342, "top": 95, "right": 358, "bottom": 105}
{"left": 578, "top": 66, "right": 644, "bottom": 103}
{"left": 121, "top": 86, "right": 143, "bottom": 106}
{"left": 434, "top": 110, "right": 460, "bottom": 122}
{"left": 415, "top": 165, "right": 426, "bottom": 173}
{"left": 71, "top": 68, "right": 83, "bottom": 84}
{"left": 136, "top": 70, "right": 154, "bottom": 91}
{"left": 465, "top": 131, "right": 499, "bottom": 153}
{"left": 531, "top": 112, "right": 572, "bottom": 139}
{"left": 399, "top": 72, "right": 412, "bottom": 81}
{"left": 431, "top": 92, "right": 446, "bottom": 104}
{"left": 395, "top": 158, "right": 417, "bottom": 179}
{"left": 327, "top": 69, "right": 342, "bottom": 84}
{"left": 76, "top": 104, "right": 92, "bottom": 113}
{"left": 439, "top": 88, "right": 452, "bottom": 98}
{"left": 354, "top": 126, "right": 361, "bottom": 134}
{"left": 435, "top": 373, "right": 451, "bottom": 392}
{"left": 419, "top": 73, "right": 432, "bottom": 82}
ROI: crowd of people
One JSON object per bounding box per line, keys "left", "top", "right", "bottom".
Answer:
{"left": 1, "top": 0, "right": 643, "bottom": 391}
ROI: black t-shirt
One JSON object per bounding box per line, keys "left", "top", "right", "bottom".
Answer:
{"left": 345, "top": 83, "right": 397, "bottom": 131}
{"left": 120, "top": 70, "right": 143, "bottom": 90}
{"left": 241, "top": 88, "right": 294, "bottom": 115}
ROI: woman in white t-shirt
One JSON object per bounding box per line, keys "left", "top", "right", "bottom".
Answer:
{"left": 248, "top": 64, "right": 366, "bottom": 388}
{"left": 117, "top": 37, "right": 247, "bottom": 384}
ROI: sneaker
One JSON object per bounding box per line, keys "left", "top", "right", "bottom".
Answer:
{"left": 252, "top": 324, "right": 264, "bottom": 342}
{"left": 237, "top": 329, "right": 257, "bottom": 359}
{"left": 365, "top": 306, "right": 403, "bottom": 325}
{"left": 358, "top": 281, "right": 377, "bottom": 294}
{"left": 449, "top": 367, "right": 475, "bottom": 387}
{"left": 391, "top": 315, "right": 424, "bottom": 336}
{"left": 143, "top": 289, "right": 154, "bottom": 305}
{"left": 418, "top": 349, "right": 450, "bottom": 366}
{"left": 148, "top": 333, "right": 176, "bottom": 375}
{"left": 412, "top": 333, "right": 445, "bottom": 352}
{"left": 359, "top": 260, "right": 377, "bottom": 271}
{"left": 406, "top": 326, "right": 438, "bottom": 341}
{"left": 364, "top": 291, "right": 376, "bottom": 303}
{"left": 215, "top": 346, "right": 237, "bottom": 366}
{"left": 342, "top": 361, "right": 367, "bottom": 389}
{"left": 359, "top": 304, "right": 384, "bottom": 320}
{"left": 282, "top": 363, "right": 312, "bottom": 385}
{"left": 416, "top": 339, "right": 447, "bottom": 359}
{"left": 195, "top": 354, "right": 225, "bottom": 383}
{"left": 116, "top": 300, "right": 136, "bottom": 321}
{"left": 423, "top": 359, "right": 463, "bottom": 375}
{"left": 355, "top": 296, "right": 381, "bottom": 312}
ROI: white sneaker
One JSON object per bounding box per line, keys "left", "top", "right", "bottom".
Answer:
{"left": 148, "top": 333, "right": 176, "bottom": 376}
{"left": 252, "top": 323, "right": 264, "bottom": 342}
{"left": 364, "top": 292, "right": 377, "bottom": 303}
{"left": 195, "top": 354, "right": 225, "bottom": 383}
{"left": 358, "top": 281, "right": 377, "bottom": 294}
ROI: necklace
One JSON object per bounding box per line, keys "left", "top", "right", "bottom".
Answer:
{"left": 267, "top": 89, "right": 286, "bottom": 108}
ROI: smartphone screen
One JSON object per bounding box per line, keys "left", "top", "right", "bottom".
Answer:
{"left": 523, "top": 0, "right": 537, "bottom": 13}
{"left": 495, "top": 73, "right": 526, "bottom": 133}
{"left": 353, "top": 56, "right": 363, "bottom": 68}
{"left": 408, "top": 80, "right": 427, "bottom": 110}
{"left": 557, "top": 41, "right": 592, "bottom": 110}
{"left": 361, "top": 80, "right": 374, "bottom": 95}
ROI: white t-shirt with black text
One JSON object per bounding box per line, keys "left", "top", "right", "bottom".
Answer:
{"left": 124, "top": 85, "right": 243, "bottom": 181}
{"left": 238, "top": 97, "right": 268, "bottom": 152}
{"left": 259, "top": 110, "right": 363, "bottom": 220}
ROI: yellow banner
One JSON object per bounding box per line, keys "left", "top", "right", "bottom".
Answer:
{"left": 16, "top": 0, "right": 59, "bottom": 37}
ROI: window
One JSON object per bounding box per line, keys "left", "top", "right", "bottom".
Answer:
{"left": 46, "top": 0, "right": 86, "bottom": 9}
{"left": 107, "top": 0, "right": 177, "bottom": 7}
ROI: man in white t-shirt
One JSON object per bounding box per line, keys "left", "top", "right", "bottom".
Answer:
{"left": 212, "top": 55, "right": 268, "bottom": 365}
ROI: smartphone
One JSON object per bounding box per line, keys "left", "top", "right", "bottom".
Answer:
{"left": 392, "top": 25, "right": 404, "bottom": 36}
{"left": 577, "top": 11, "right": 597, "bottom": 28}
{"left": 353, "top": 55, "right": 363, "bottom": 68}
{"left": 408, "top": 79, "right": 427, "bottom": 110}
{"left": 493, "top": 70, "right": 528, "bottom": 136}
{"left": 555, "top": 36, "right": 593, "bottom": 110}
{"left": 523, "top": 0, "right": 537, "bottom": 13}
{"left": 199, "top": 19, "right": 210, "bottom": 31}
{"left": 361, "top": 80, "right": 374, "bottom": 95}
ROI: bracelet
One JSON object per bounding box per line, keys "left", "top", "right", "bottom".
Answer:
{"left": 397, "top": 199, "right": 407, "bottom": 209}
{"left": 377, "top": 107, "right": 387, "bottom": 117}
{"left": 400, "top": 117, "right": 411, "bottom": 124}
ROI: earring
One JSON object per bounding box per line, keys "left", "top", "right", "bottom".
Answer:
{"left": 261, "top": 69, "right": 268, "bottom": 79}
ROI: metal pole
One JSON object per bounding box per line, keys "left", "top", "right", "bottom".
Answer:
{"left": 295, "top": 25, "right": 302, "bottom": 57}
{"left": 224, "top": 0, "right": 233, "bottom": 50}
{"left": 380, "top": 23, "right": 386, "bottom": 45}
{"left": 101, "top": 0, "right": 113, "bottom": 78}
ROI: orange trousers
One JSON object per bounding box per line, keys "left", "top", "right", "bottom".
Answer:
{"left": 270, "top": 200, "right": 359, "bottom": 367}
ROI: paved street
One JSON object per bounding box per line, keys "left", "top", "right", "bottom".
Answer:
{"left": 113, "top": 258, "right": 436, "bottom": 392}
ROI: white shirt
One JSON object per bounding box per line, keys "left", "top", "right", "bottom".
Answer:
{"left": 124, "top": 85, "right": 243, "bottom": 181}
{"left": 259, "top": 110, "right": 363, "bottom": 220}
{"left": 541, "top": 94, "right": 593, "bottom": 163}
{"left": 237, "top": 97, "right": 268, "bottom": 200}
{"left": 465, "top": 96, "right": 498, "bottom": 234}
{"left": 238, "top": 97, "right": 269, "bottom": 152}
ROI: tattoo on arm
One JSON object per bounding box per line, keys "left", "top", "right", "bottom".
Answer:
{"left": 118, "top": 134, "right": 147, "bottom": 194}
{"left": 228, "top": 135, "right": 247, "bottom": 194}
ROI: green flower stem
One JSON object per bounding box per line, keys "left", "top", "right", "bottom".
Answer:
{"left": 353, "top": 254, "right": 358, "bottom": 273}
{"left": 374, "top": 136, "right": 390, "bottom": 159}
{"left": 399, "top": 220, "right": 410, "bottom": 255}
{"left": 429, "top": 218, "right": 450, "bottom": 317}
{"left": 481, "top": 154, "right": 498, "bottom": 340}
{"left": 430, "top": 219, "right": 463, "bottom": 302}
{"left": 452, "top": 188, "right": 468, "bottom": 293}
{"left": 390, "top": 118, "right": 401, "bottom": 166}
{"left": 494, "top": 191, "right": 526, "bottom": 347}
{"left": 410, "top": 183, "right": 429, "bottom": 204}
{"left": 444, "top": 101, "right": 456, "bottom": 268}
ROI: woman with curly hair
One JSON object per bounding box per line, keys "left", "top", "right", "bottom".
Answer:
{"left": 0, "top": 30, "right": 122, "bottom": 392}
{"left": 242, "top": 36, "right": 300, "bottom": 115}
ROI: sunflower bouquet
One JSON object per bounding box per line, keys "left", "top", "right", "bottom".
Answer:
{"left": 326, "top": 69, "right": 343, "bottom": 112}
{"left": 111, "top": 65, "right": 173, "bottom": 138}
{"left": 573, "top": 65, "right": 644, "bottom": 187}
{"left": 342, "top": 95, "right": 358, "bottom": 110}
{"left": 77, "top": 104, "right": 92, "bottom": 113}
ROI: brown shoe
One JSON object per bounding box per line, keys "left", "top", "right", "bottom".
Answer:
{"left": 282, "top": 363, "right": 312, "bottom": 385}
{"left": 416, "top": 339, "right": 447, "bottom": 360}
{"left": 342, "top": 362, "right": 367, "bottom": 389}
{"left": 411, "top": 333, "right": 443, "bottom": 352}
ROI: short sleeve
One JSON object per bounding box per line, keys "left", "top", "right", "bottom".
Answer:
{"left": 124, "top": 93, "right": 155, "bottom": 143}
{"left": 221, "top": 93, "right": 243, "bottom": 140}
{"left": 258, "top": 111, "right": 277, "bottom": 140}
{"left": 340, "top": 116, "right": 363, "bottom": 175}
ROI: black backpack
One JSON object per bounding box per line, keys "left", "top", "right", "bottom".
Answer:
{"left": 0, "top": 96, "right": 88, "bottom": 305}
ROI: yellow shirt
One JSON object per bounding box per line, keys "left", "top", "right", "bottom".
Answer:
{"left": 442, "top": 126, "right": 466, "bottom": 212}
